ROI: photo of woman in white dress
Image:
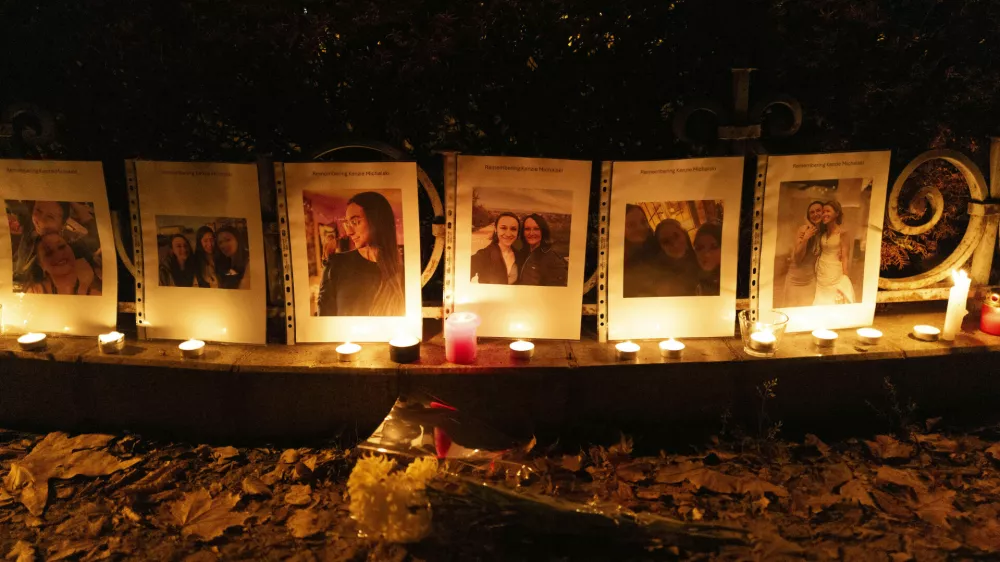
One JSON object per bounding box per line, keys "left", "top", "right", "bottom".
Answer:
{"left": 812, "top": 200, "right": 855, "bottom": 305}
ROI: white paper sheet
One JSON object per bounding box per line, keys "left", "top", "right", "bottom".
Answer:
{"left": 608, "top": 157, "right": 744, "bottom": 339}
{"left": 135, "top": 161, "right": 267, "bottom": 343}
{"left": 0, "top": 160, "right": 118, "bottom": 335}
{"left": 283, "top": 162, "right": 422, "bottom": 343}
{"left": 759, "top": 151, "right": 891, "bottom": 332}
{"left": 454, "top": 156, "right": 591, "bottom": 339}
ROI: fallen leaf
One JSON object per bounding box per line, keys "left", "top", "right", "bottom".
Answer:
{"left": 212, "top": 446, "right": 239, "bottom": 461}
{"left": 866, "top": 435, "right": 914, "bottom": 461}
{"left": 284, "top": 484, "right": 312, "bottom": 506}
{"left": 654, "top": 461, "right": 704, "bottom": 484}
{"left": 5, "top": 541, "right": 35, "bottom": 562}
{"left": 876, "top": 466, "right": 928, "bottom": 493}
{"left": 280, "top": 449, "right": 300, "bottom": 464}
{"left": 559, "top": 454, "right": 582, "bottom": 472}
{"left": 872, "top": 489, "right": 912, "bottom": 520}
{"left": 241, "top": 476, "right": 271, "bottom": 498}
{"left": 987, "top": 443, "right": 1000, "bottom": 462}
{"left": 690, "top": 507, "right": 703, "bottom": 521}
{"left": 822, "top": 463, "right": 853, "bottom": 491}
{"left": 170, "top": 488, "right": 249, "bottom": 541}
{"left": 839, "top": 479, "right": 875, "bottom": 507}
{"left": 806, "top": 493, "right": 840, "bottom": 514}
{"left": 965, "top": 518, "right": 1000, "bottom": 552}
{"left": 912, "top": 489, "right": 957, "bottom": 529}
{"left": 286, "top": 508, "right": 334, "bottom": 538}
{"left": 3, "top": 432, "right": 141, "bottom": 515}
{"left": 615, "top": 462, "right": 648, "bottom": 483}
{"left": 738, "top": 477, "right": 789, "bottom": 498}
{"left": 804, "top": 434, "right": 831, "bottom": 457}
{"left": 46, "top": 540, "right": 91, "bottom": 562}
{"left": 889, "top": 552, "right": 913, "bottom": 562}
{"left": 913, "top": 433, "right": 959, "bottom": 454}
{"left": 656, "top": 462, "right": 786, "bottom": 497}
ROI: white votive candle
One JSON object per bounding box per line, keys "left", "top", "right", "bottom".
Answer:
{"left": 17, "top": 332, "right": 47, "bottom": 351}
{"left": 856, "top": 327, "right": 882, "bottom": 345}
{"left": 509, "top": 340, "right": 535, "bottom": 361}
{"left": 912, "top": 325, "right": 941, "bottom": 342}
{"left": 178, "top": 339, "right": 206, "bottom": 358}
{"left": 336, "top": 342, "right": 362, "bottom": 362}
{"left": 659, "top": 339, "right": 685, "bottom": 359}
{"left": 811, "top": 329, "right": 838, "bottom": 348}
{"left": 615, "top": 341, "right": 640, "bottom": 361}
{"left": 942, "top": 269, "right": 970, "bottom": 341}
{"left": 749, "top": 331, "right": 777, "bottom": 354}
{"left": 98, "top": 331, "right": 125, "bottom": 354}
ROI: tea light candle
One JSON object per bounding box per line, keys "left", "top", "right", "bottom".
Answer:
{"left": 444, "top": 312, "right": 480, "bottom": 364}
{"left": 615, "top": 341, "right": 640, "bottom": 361}
{"left": 389, "top": 337, "right": 420, "bottom": 363}
{"left": 748, "top": 331, "right": 777, "bottom": 354}
{"left": 179, "top": 339, "right": 206, "bottom": 358}
{"left": 856, "top": 327, "right": 882, "bottom": 345}
{"left": 98, "top": 331, "right": 125, "bottom": 354}
{"left": 17, "top": 332, "right": 47, "bottom": 351}
{"left": 942, "top": 269, "right": 970, "bottom": 341}
{"left": 336, "top": 342, "right": 361, "bottom": 362}
{"left": 811, "top": 329, "right": 838, "bottom": 348}
{"left": 509, "top": 340, "right": 535, "bottom": 361}
{"left": 912, "top": 325, "right": 941, "bottom": 342}
{"left": 659, "top": 338, "right": 685, "bottom": 359}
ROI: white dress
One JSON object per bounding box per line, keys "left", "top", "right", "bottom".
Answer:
{"left": 813, "top": 232, "right": 855, "bottom": 305}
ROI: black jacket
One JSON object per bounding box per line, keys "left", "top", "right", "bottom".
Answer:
{"left": 518, "top": 246, "right": 568, "bottom": 287}
{"left": 470, "top": 243, "right": 525, "bottom": 285}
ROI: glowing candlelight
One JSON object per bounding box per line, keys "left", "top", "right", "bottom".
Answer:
{"left": 509, "top": 340, "right": 535, "bottom": 361}
{"left": 856, "top": 327, "right": 882, "bottom": 345}
{"left": 748, "top": 331, "right": 777, "bottom": 354}
{"left": 179, "top": 339, "right": 206, "bottom": 358}
{"left": 98, "top": 331, "right": 125, "bottom": 354}
{"left": 811, "top": 329, "right": 838, "bottom": 348}
{"left": 615, "top": 341, "right": 640, "bottom": 361}
{"left": 17, "top": 332, "right": 47, "bottom": 351}
{"left": 389, "top": 337, "right": 420, "bottom": 363}
{"left": 659, "top": 338, "right": 685, "bottom": 359}
{"left": 912, "top": 325, "right": 941, "bottom": 342}
{"left": 336, "top": 342, "right": 362, "bottom": 362}
{"left": 942, "top": 269, "right": 970, "bottom": 341}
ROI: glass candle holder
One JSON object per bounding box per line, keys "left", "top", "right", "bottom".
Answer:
{"left": 738, "top": 310, "right": 789, "bottom": 357}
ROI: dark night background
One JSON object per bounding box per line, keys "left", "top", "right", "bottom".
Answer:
{"left": 2, "top": 0, "right": 998, "bottom": 323}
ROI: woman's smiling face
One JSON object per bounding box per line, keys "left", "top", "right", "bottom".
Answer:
{"left": 200, "top": 231, "right": 215, "bottom": 254}
{"left": 171, "top": 237, "right": 190, "bottom": 261}
{"left": 38, "top": 233, "right": 76, "bottom": 277}
{"left": 694, "top": 234, "right": 721, "bottom": 272}
{"left": 496, "top": 216, "right": 518, "bottom": 248}
{"left": 217, "top": 231, "right": 238, "bottom": 257}
{"left": 523, "top": 218, "right": 542, "bottom": 248}
{"left": 808, "top": 203, "right": 824, "bottom": 225}
{"left": 657, "top": 222, "right": 689, "bottom": 259}
{"left": 822, "top": 205, "right": 838, "bottom": 224}
{"left": 624, "top": 207, "right": 649, "bottom": 244}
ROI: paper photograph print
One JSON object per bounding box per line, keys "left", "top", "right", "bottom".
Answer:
{"left": 469, "top": 187, "right": 572, "bottom": 287}
{"left": 771, "top": 179, "right": 873, "bottom": 308}
{"left": 759, "top": 151, "right": 890, "bottom": 333}
{"left": 155, "top": 215, "right": 251, "bottom": 290}
{"left": 302, "top": 188, "right": 406, "bottom": 317}
{"left": 608, "top": 157, "right": 743, "bottom": 340}
{"left": 5, "top": 200, "right": 103, "bottom": 295}
{"left": 623, "top": 200, "right": 723, "bottom": 298}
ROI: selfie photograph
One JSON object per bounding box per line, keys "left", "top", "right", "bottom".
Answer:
{"left": 155, "top": 215, "right": 251, "bottom": 290}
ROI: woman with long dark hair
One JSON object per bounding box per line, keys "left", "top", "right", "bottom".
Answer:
{"left": 693, "top": 222, "right": 722, "bottom": 296}
{"left": 652, "top": 219, "right": 699, "bottom": 296}
{"left": 470, "top": 212, "right": 525, "bottom": 285}
{"left": 517, "top": 213, "right": 568, "bottom": 286}
{"left": 622, "top": 204, "right": 663, "bottom": 298}
{"left": 159, "top": 234, "right": 196, "bottom": 287}
{"left": 317, "top": 191, "right": 405, "bottom": 316}
{"left": 813, "top": 200, "right": 855, "bottom": 305}
{"left": 782, "top": 200, "right": 824, "bottom": 307}
{"left": 215, "top": 225, "right": 249, "bottom": 290}
{"left": 193, "top": 225, "right": 219, "bottom": 288}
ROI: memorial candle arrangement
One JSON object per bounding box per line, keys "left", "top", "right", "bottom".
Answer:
{"left": 941, "top": 269, "right": 970, "bottom": 341}
{"left": 444, "top": 312, "right": 480, "bottom": 364}
{"left": 980, "top": 293, "right": 1000, "bottom": 336}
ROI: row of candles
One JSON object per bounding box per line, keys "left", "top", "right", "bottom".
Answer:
{"left": 12, "top": 269, "right": 997, "bottom": 362}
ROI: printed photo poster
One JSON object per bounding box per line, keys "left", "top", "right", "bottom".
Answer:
{"left": 283, "top": 162, "right": 421, "bottom": 343}
{"left": 455, "top": 156, "right": 592, "bottom": 339}
{"left": 0, "top": 160, "right": 117, "bottom": 335}
{"left": 135, "top": 161, "right": 266, "bottom": 343}
{"left": 608, "top": 157, "right": 744, "bottom": 339}
{"left": 759, "top": 151, "right": 891, "bottom": 333}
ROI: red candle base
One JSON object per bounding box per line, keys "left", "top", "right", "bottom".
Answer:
{"left": 981, "top": 303, "right": 1000, "bottom": 336}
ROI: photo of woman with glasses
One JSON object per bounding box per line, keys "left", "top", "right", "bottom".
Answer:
{"left": 314, "top": 190, "right": 405, "bottom": 317}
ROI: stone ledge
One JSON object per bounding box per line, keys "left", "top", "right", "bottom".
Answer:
{"left": 1, "top": 302, "right": 998, "bottom": 442}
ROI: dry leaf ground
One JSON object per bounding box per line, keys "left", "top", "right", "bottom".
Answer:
{"left": 1, "top": 421, "right": 1000, "bottom": 561}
